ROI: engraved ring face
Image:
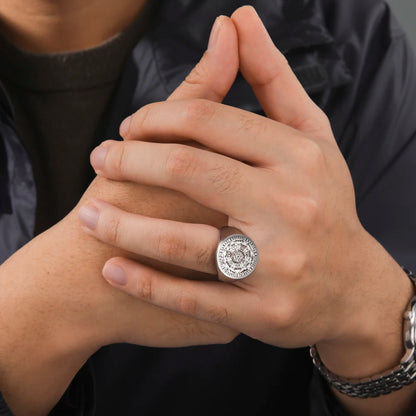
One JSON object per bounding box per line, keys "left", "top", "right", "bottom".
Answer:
{"left": 216, "top": 234, "right": 259, "bottom": 280}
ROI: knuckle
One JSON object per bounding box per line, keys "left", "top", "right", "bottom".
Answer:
{"left": 165, "top": 145, "right": 198, "bottom": 180}
{"left": 274, "top": 50, "right": 289, "bottom": 68}
{"left": 254, "top": 54, "right": 289, "bottom": 88}
{"left": 206, "top": 305, "right": 229, "bottom": 325}
{"left": 285, "top": 250, "right": 308, "bottom": 278}
{"left": 238, "top": 113, "right": 268, "bottom": 137}
{"left": 303, "top": 139, "right": 325, "bottom": 169}
{"left": 276, "top": 248, "right": 308, "bottom": 280}
{"left": 292, "top": 114, "right": 317, "bottom": 134}
{"left": 184, "top": 57, "right": 226, "bottom": 102}
{"left": 131, "top": 104, "right": 152, "bottom": 137}
{"left": 177, "top": 292, "right": 198, "bottom": 315}
{"left": 319, "top": 112, "right": 331, "bottom": 131}
{"left": 156, "top": 231, "right": 187, "bottom": 262}
{"left": 207, "top": 163, "right": 242, "bottom": 194}
{"left": 291, "top": 195, "right": 320, "bottom": 231}
{"left": 134, "top": 273, "right": 153, "bottom": 301}
{"left": 102, "top": 215, "right": 122, "bottom": 246}
{"left": 185, "top": 61, "right": 210, "bottom": 87}
{"left": 108, "top": 142, "right": 128, "bottom": 177}
{"left": 183, "top": 98, "right": 216, "bottom": 126}
{"left": 269, "top": 298, "right": 300, "bottom": 330}
{"left": 310, "top": 109, "right": 332, "bottom": 135}
{"left": 300, "top": 111, "right": 332, "bottom": 139}
{"left": 291, "top": 138, "right": 325, "bottom": 174}
{"left": 195, "top": 246, "right": 214, "bottom": 268}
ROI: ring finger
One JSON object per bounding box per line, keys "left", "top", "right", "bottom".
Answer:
{"left": 78, "top": 199, "right": 220, "bottom": 274}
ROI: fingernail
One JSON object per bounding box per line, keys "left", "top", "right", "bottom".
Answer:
{"left": 208, "top": 16, "right": 224, "bottom": 50}
{"left": 103, "top": 263, "right": 127, "bottom": 286}
{"left": 90, "top": 146, "right": 107, "bottom": 171}
{"left": 78, "top": 205, "right": 99, "bottom": 230}
{"left": 120, "top": 116, "right": 131, "bottom": 137}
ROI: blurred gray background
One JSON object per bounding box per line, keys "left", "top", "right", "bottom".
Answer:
{"left": 386, "top": 0, "right": 416, "bottom": 50}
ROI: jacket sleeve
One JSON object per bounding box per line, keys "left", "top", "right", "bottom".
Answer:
{"left": 332, "top": 4, "right": 416, "bottom": 270}
{"left": 0, "top": 393, "right": 13, "bottom": 416}
{"left": 0, "top": 361, "right": 95, "bottom": 416}
{"left": 308, "top": 3, "right": 416, "bottom": 415}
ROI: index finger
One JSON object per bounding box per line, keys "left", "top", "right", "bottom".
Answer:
{"left": 121, "top": 16, "right": 239, "bottom": 139}
{"left": 168, "top": 15, "right": 239, "bottom": 103}
{"left": 231, "top": 6, "right": 333, "bottom": 141}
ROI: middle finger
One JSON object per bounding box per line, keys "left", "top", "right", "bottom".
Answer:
{"left": 91, "top": 140, "right": 260, "bottom": 218}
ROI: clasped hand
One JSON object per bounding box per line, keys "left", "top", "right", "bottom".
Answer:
{"left": 79, "top": 7, "right": 408, "bottom": 359}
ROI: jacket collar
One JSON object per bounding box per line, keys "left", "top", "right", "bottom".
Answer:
{"left": 140, "top": 0, "right": 352, "bottom": 112}
{"left": 154, "top": 0, "right": 334, "bottom": 53}
{"left": 0, "top": 0, "right": 353, "bottom": 136}
{"left": 0, "top": 0, "right": 353, "bottom": 124}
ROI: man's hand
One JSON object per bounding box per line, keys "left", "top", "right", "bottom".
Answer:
{"left": 74, "top": 14, "right": 241, "bottom": 348}
{"left": 80, "top": 7, "right": 416, "bottom": 416}
{"left": 0, "top": 15, "right": 240, "bottom": 416}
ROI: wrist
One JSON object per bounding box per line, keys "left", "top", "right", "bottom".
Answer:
{"left": 0, "top": 223, "right": 102, "bottom": 415}
{"left": 316, "top": 238, "right": 413, "bottom": 380}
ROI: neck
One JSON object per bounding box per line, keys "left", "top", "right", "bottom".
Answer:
{"left": 0, "top": 0, "right": 149, "bottom": 53}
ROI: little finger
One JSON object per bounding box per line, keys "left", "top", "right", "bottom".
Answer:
{"left": 102, "top": 257, "right": 251, "bottom": 328}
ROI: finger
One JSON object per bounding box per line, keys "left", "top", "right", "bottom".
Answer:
{"left": 90, "top": 140, "right": 258, "bottom": 218}
{"left": 113, "top": 98, "right": 304, "bottom": 167}
{"left": 168, "top": 15, "right": 239, "bottom": 102}
{"left": 231, "top": 6, "right": 333, "bottom": 141}
{"left": 102, "top": 257, "right": 250, "bottom": 328}
{"left": 78, "top": 199, "right": 219, "bottom": 274}
{"left": 120, "top": 16, "right": 239, "bottom": 138}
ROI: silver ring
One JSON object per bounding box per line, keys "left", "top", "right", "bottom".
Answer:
{"left": 216, "top": 227, "right": 259, "bottom": 280}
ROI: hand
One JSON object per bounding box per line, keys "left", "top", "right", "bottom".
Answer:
{"left": 0, "top": 14, "right": 240, "bottom": 416}
{"left": 81, "top": 7, "right": 412, "bottom": 377}
{"left": 65, "top": 17, "right": 245, "bottom": 348}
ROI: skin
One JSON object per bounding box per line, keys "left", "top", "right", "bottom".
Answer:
{"left": 0, "top": 0, "right": 150, "bottom": 52}
{"left": 81, "top": 7, "right": 416, "bottom": 416}
{"left": 0, "top": 2, "right": 241, "bottom": 415}
{"left": 0, "top": 2, "right": 414, "bottom": 416}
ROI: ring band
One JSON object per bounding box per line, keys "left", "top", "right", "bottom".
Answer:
{"left": 216, "top": 226, "right": 259, "bottom": 280}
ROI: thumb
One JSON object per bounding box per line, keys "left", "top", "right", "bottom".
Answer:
{"left": 168, "top": 15, "right": 239, "bottom": 102}
{"left": 231, "top": 6, "right": 332, "bottom": 139}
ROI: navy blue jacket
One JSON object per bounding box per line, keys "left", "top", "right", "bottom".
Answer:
{"left": 1, "top": 0, "right": 416, "bottom": 414}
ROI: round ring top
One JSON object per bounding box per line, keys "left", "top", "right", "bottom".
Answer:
{"left": 216, "top": 233, "right": 258, "bottom": 280}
